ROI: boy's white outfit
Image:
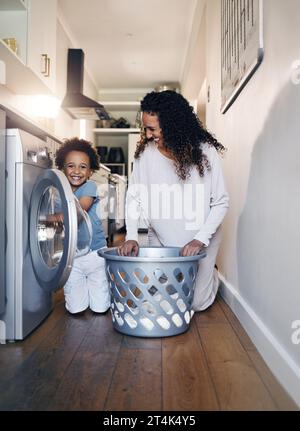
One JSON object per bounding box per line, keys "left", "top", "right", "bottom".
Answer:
{"left": 125, "top": 143, "right": 229, "bottom": 311}
{"left": 64, "top": 248, "right": 109, "bottom": 314}
{"left": 64, "top": 180, "right": 110, "bottom": 314}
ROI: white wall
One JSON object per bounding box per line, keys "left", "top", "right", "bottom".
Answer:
{"left": 54, "top": 19, "right": 97, "bottom": 142}
{"left": 181, "top": 0, "right": 206, "bottom": 101}
{"left": 54, "top": 19, "right": 77, "bottom": 140}
{"left": 183, "top": 0, "right": 300, "bottom": 406}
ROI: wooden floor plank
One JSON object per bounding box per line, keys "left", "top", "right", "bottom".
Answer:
{"left": 217, "top": 296, "right": 298, "bottom": 410}
{"left": 217, "top": 295, "right": 256, "bottom": 352}
{"left": 196, "top": 321, "right": 277, "bottom": 410}
{"left": 196, "top": 298, "right": 228, "bottom": 326}
{"left": 0, "top": 310, "right": 95, "bottom": 410}
{"left": 0, "top": 301, "right": 66, "bottom": 385}
{"left": 162, "top": 320, "right": 220, "bottom": 411}
{"left": 122, "top": 334, "right": 162, "bottom": 350}
{"left": 47, "top": 313, "right": 123, "bottom": 411}
{"left": 104, "top": 339, "right": 162, "bottom": 411}
{"left": 247, "top": 350, "right": 298, "bottom": 411}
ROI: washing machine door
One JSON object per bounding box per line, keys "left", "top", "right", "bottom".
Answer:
{"left": 29, "top": 169, "right": 92, "bottom": 292}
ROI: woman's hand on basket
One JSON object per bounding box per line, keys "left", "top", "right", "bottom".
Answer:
{"left": 180, "top": 239, "right": 204, "bottom": 257}
{"left": 118, "top": 240, "right": 139, "bottom": 257}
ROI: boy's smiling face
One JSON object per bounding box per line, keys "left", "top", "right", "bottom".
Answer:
{"left": 63, "top": 151, "right": 92, "bottom": 191}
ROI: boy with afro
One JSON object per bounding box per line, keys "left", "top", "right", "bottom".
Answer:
{"left": 55, "top": 137, "right": 110, "bottom": 314}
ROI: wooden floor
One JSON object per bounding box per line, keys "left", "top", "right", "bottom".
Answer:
{"left": 0, "top": 291, "right": 297, "bottom": 411}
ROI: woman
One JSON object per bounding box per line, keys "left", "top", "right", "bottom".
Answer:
{"left": 119, "top": 90, "right": 229, "bottom": 311}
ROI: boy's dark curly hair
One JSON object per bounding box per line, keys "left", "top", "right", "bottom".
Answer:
{"left": 136, "top": 90, "right": 226, "bottom": 180}
{"left": 55, "top": 137, "right": 100, "bottom": 171}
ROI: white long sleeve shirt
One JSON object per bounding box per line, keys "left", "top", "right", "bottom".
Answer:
{"left": 125, "top": 143, "right": 229, "bottom": 247}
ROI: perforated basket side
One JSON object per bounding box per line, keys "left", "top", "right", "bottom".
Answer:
{"left": 105, "top": 259, "right": 198, "bottom": 337}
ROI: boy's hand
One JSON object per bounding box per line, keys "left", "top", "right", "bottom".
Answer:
{"left": 45, "top": 213, "right": 64, "bottom": 223}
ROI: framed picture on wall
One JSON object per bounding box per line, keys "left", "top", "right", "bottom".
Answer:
{"left": 221, "top": 0, "right": 264, "bottom": 113}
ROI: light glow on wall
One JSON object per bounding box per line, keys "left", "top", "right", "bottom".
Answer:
{"left": 15, "top": 95, "right": 61, "bottom": 119}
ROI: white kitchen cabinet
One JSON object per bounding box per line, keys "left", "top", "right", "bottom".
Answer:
{"left": 0, "top": 0, "right": 57, "bottom": 94}
{"left": 0, "top": 0, "right": 52, "bottom": 94}
{"left": 27, "top": 0, "right": 57, "bottom": 93}
{"left": 0, "top": 0, "right": 28, "bottom": 64}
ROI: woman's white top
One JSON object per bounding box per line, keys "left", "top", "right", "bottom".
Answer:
{"left": 125, "top": 142, "right": 229, "bottom": 247}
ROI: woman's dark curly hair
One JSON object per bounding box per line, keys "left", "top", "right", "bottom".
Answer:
{"left": 136, "top": 90, "right": 225, "bottom": 180}
{"left": 55, "top": 137, "right": 100, "bottom": 171}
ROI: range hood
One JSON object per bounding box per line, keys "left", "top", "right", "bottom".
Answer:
{"left": 61, "top": 49, "right": 109, "bottom": 120}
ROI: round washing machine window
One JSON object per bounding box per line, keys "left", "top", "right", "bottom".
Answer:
{"left": 30, "top": 169, "right": 92, "bottom": 292}
{"left": 36, "top": 185, "right": 65, "bottom": 268}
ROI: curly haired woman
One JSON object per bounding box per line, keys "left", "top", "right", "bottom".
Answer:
{"left": 119, "top": 90, "right": 229, "bottom": 311}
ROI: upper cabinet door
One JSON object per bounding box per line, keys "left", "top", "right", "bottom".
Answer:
{"left": 27, "top": 0, "right": 57, "bottom": 92}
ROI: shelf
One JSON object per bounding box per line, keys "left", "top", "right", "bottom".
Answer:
{"left": 104, "top": 163, "right": 126, "bottom": 176}
{"left": 93, "top": 128, "right": 140, "bottom": 135}
{"left": 0, "top": 0, "right": 27, "bottom": 11}
{"left": 99, "top": 101, "right": 140, "bottom": 111}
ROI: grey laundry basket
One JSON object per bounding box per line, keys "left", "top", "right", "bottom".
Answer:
{"left": 98, "top": 246, "right": 206, "bottom": 337}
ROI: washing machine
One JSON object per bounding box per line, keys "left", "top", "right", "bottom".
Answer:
{"left": 3, "top": 129, "right": 92, "bottom": 341}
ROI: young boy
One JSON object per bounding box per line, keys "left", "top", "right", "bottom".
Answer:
{"left": 55, "top": 137, "right": 110, "bottom": 314}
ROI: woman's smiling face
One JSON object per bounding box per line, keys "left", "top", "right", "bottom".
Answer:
{"left": 142, "top": 112, "right": 164, "bottom": 149}
{"left": 63, "top": 151, "right": 92, "bottom": 190}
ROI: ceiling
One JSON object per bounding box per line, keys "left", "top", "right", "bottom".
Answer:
{"left": 58, "top": 0, "right": 198, "bottom": 92}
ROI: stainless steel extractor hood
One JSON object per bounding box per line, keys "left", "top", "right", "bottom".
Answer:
{"left": 61, "top": 49, "right": 109, "bottom": 120}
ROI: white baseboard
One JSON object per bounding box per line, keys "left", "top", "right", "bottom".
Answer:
{"left": 218, "top": 273, "right": 300, "bottom": 408}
